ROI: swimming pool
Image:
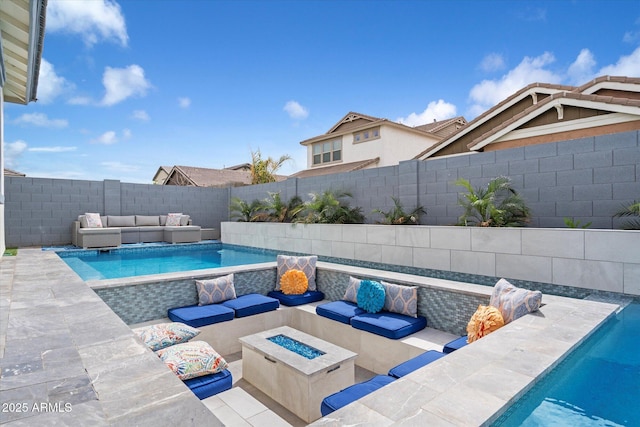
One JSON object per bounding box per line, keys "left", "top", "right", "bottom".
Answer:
{"left": 57, "top": 243, "right": 277, "bottom": 280}
{"left": 493, "top": 302, "right": 640, "bottom": 426}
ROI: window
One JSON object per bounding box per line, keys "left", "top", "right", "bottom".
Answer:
{"left": 312, "top": 139, "right": 342, "bottom": 165}
{"left": 353, "top": 126, "right": 380, "bottom": 143}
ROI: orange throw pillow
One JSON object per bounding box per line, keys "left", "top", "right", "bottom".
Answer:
{"left": 466, "top": 305, "right": 504, "bottom": 343}
{"left": 280, "top": 269, "right": 309, "bottom": 295}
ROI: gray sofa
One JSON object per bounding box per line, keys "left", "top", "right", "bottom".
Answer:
{"left": 72, "top": 214, "right": 201, "bottom": 249}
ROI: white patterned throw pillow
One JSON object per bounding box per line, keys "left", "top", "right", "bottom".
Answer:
{"left": 84, "top": 212, "right": 103, "bottom": 228}
{"left": 166, "top": 213, "right": 183, "bottom": 226}
{"left": 276, "top": 255, "right": 317, "bottom": 291}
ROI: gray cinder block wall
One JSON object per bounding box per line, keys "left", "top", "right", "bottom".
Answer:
{"left": 4, "top": 131, "right": 638, "bottom": 247}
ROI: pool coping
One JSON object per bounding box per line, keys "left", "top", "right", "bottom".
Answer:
{"left": 1, "top": 248, "right": 620, "bottom": 426}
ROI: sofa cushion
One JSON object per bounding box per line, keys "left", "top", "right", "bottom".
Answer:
{"left": 267, "top": 290, "right": 325, "bottom": 306}
{"left": 388, "top": 350, "right": 446, "bottom": 378}
{"left": 489, "top": 278, "right": 542, "bottom": 324}
{"left": 382, "top": 281, "right": 418, "bottom": 318}
{"left": 107, "top": 215, "right": 136, "bottom": 227}
{"left": 166, "top": 213, "right": 183, "bottom": 226}
{"left": 320, "top": 375, "right": 396, "bottom": 416}
{"left": 356, "top": 280, "right": 386, "bottom": 314}
{"left": 135, "top": 215, "right": 160, "bottom": 226}
{"left": 276, "top": 255, "right": 317, "bottom": 291}
{"left": 279, "top": 269, "right": 308, "bottom": 295}
{"left": 443, "top": 336, "right": 468, "bottom": 354}
{"left": 83, "top": 213, "right": 103, "bottom": 228}
{"left": 466, "top": 305, "right": 504, "bottom": 343}
{"left": 180, "top": 215, "right": 190, "bottom": 226}
{"left": 350, "top": 312, "right": 427, "bottom": 339}
{"left": 221, "top": 293, "right": 279, "bottom": 317}
{"left": 343, "top": 276, "right": 361, "bottom": 303}
{"left": 132, "top": 322, "right": 200, "bottom": 351}
{"left": 183, "top": 369, "right": 232, "bottom": 400}
{"left": 156, "top": 340, "right": 228, "bottom": 381}
{"left": 315, "top": 300, "right": 365, "bottom": 324}
{"left": 196, "top": 274, "right": 236, "bottom": 306}
{"left": 168, "top": 304, "right": 235, "bottom": 328}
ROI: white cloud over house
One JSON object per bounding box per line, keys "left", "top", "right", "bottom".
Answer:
{"left": 397, "top": 100, "right": 458, "bottom": 127}
{"left": 284, "top": 100, "right": 309, "bottom": 120}
{"left": 36, "top": 59, "right": 74, "bottom": 104}
{"left": 100, "top": 65, "right": 151, "bottom": 106}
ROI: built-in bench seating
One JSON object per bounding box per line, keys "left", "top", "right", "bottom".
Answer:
{"left": 168, "top": 294, "right": 280, "bottom": 327}
{"left": 267, "top": 290, "right": 325, "bottom": 306}
{"left": 315, "top": 300, "right": 427, "bottom": 340}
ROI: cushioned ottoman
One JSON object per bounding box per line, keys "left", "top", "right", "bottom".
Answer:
{"left": 267, "top": 290, "right": 325, "bottom": 306}
{"left": 168, "top": 304, "right": 235, "bottom": 328}
{"left": 183, "top": 369, "right": 232, "bottom": 400}
{"left": 316, "top": 300, "right": 365, "bottom": 324}
{"left": 443, "top": 335, "right": 469, "bottom": 354}
{"left": 221, "top": 293, "right": 279, "bottom": 317}
{"left": 350, "top": 312, "right": 427, "bottom": 339}
{"left": 388, "top": 350, "right": 446, "bottom": 378}
{"left": 320, "top": 375, "right": 396, "bottom": 416}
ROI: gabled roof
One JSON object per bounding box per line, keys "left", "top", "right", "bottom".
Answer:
{"left": 3, "top": 168, "right": 25, "bottom": 176}
{"left": 290, "top": 158, "right": 380, "bottom": 179}
{"left": 414, "top": 116, "right": 467, "bottom": 138}
{"left": 0, "top": 0, "right": 47, "bottom": 104}
{"left": 299, "top": 111, "right": 444, "bottom": 146}
{"left": 163, "top": 165, "right": 287, "bottom": 187}
{"left": 415, "top": 76, "right": 640, "bottom": 159}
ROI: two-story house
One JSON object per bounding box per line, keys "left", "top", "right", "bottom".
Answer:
{"left": 292, "top": 112, "right": 466, "bottom": 178}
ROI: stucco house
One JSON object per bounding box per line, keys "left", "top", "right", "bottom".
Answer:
{"left": 415, "top": 75, "right": 640, "bottom": 159}
{"left": 292, "top": 111, "right": 466, "bottom": 178}
{"left": 0, "top": 0, "right": 47, "bottom": 255}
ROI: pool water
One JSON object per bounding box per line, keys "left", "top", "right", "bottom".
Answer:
{"left": 493, "top": 302, "right": 640, "bottom": 426}
{"left": 58, "top": 243, "right": 277, "bottom": 280}
{"left": 267, "top": 334, "right": 326, "bottom": 360}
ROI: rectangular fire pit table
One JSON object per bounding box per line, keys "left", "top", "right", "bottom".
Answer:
{"left": 239, "top": 325, "right": 358, "bottom": 423}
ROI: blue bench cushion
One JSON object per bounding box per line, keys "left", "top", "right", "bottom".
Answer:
{"left": 443, "top": 335, "right": 468, "bottom": 354}
{"left": 168, "top": 304, "right": 235, "bottom": 328}
{"left": 320, "top": 375, "right": 396, "bottom": 416}
{"left": 316, "top": 300, "right": 365, "bottom": 324}
{"left": 267, "top": 290, "right": 325, "bottom": 306}
{"left": 350, "top": 312, "right": 427, "bottom": 339}
{"left": 388, "top": 350, "right": 446, "bottom": 378}
{"left": 221, "top": 293, "right": 279, "bottom": 317}
{"left": 183, "top": 369, "right": 232, "bottom": 400}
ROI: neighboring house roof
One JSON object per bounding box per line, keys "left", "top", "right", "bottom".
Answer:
{"left": 3, "top": 168, "right": 25, "bottom": 177}
{"left": 291, "top": 158, "right": 380, "bottom": 179}
{"left": 0, "top": 0, "right": 47, "bottom": 104}
{"left": 415, "top": 75, "right": 640, "bottom": 159}
{"left": 414, "top": 116, "right": 467, "bottom": 138}
{"left": 162, "top": 165, "right": 288, "bottom": 187}
{"left": 299, "top": 111, "right": 445, "bottom": 146}
{"left": 152, "top": 166, "right": 172, "bottom": 184}
{"left": 224, "top": 163, "right": 251, "bottom": 171}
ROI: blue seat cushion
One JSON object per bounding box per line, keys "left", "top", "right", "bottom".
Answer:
{"left": 267, "top": 290, "right": 325, "bottom": 306}
{"left": 320, "top": 375, "right": 395, "bottom": 416}
{"left": 221, "top": 293, "right": 279, "bottom": 317}
{"left": 388, "top": 350, "right": 446, "bottom": 378}
{"left": 183, "top": 369, "right": 232, "bottom": 400}
{"left": 443, "top": 335, "right": 468, "bottom": 354}
{"left": 167, "top": 304, "right": 235, "bottom": 328}
{"left": 350, "top": 312, "right": 427, "bottom": 339}
{"left": 316, "top": 300, "right": 365, "bottom": 324}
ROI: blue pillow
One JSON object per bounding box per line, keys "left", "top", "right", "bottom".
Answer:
{"left": 356, "top": 280, "right": 386, "bottom": 313}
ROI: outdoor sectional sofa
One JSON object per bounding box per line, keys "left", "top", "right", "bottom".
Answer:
{"left": 72, "top": 214, "right": 202, "bottom": 248}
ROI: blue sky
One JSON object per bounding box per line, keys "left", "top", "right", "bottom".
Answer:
{"left": 4, "top": 0, "right": 640, "bottom": 183}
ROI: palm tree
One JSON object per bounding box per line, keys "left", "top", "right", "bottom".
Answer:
{"left": 250, "top": 149, "right": 291, "bottom": 184}
{"left": 456, "top": 176, "right": 530, "bottom": 227}
{"left": 613, "top": 200, "right": 640, "bottom": 230}
{"left": 263, "top": 192, "right": 304, "bottom": 222}
{"left": 297, "top": 190, "right": 364, "bottom": 224}
{"left": 229, "top": 197, "right": 267, "bottom": 222}
{"left": 372, "top": 197, "right": 426, "bottom": 225}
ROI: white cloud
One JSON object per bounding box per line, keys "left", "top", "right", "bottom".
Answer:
{"left": 284, "top": 100, "right": 309, "bottom": 120}
{"left": 623, "top": 30, "right": 640, "bottom": 44}
{"left": 67, "top": 96, "right": 93, "bottom": 106}
{"left": 47, "top": 0, "right": 128, "bottom": 47}
{"left": 92, "top": 131, "right": 118, "bottom": 145}
{"left": 28, "top": 146, "right": 77, "bottom": 153}
{"left": 468, "top": 52, "right": 561, "bottom": 114}
{"left": 101, "top": 161, "right": 141, "bottom": 172}
{"left": 178, "top": 97, "right": 191, "bottom": 109}
{"left": 36, "top": 59, "right": 74, "bottom": 104}
{"left": 12, "top": 113, "right": 68, "bottom": 129}
{"left": 599, "top": 46, "right": 640, "bottom": 78}
{"left": 5, "top": 140, "right": 28, "bottom": 168}
{"left": 479, "top": 53, "right": 506, "bottom": 72}
{"left": 397, "top": 100, "right": 458, "bottom": 127}
{"left": 567, "top": 49, "right": 597, "bottom": 86}
{"left": 100, "top": 65, "right": 151, "bottom": 106}
{"left": 132, "top": 110, "right": 150, "bottom": 121}
{"left": 122, "top": 129, "right": 132, "bottom": 139}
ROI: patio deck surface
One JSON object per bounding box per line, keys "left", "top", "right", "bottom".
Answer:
{"left": 0, "top": 247, "right": 621, "bottom": 426}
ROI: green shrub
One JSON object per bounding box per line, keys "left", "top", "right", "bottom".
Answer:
{"left": 372, "top": 197, "right": 426, "bottom": 225}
